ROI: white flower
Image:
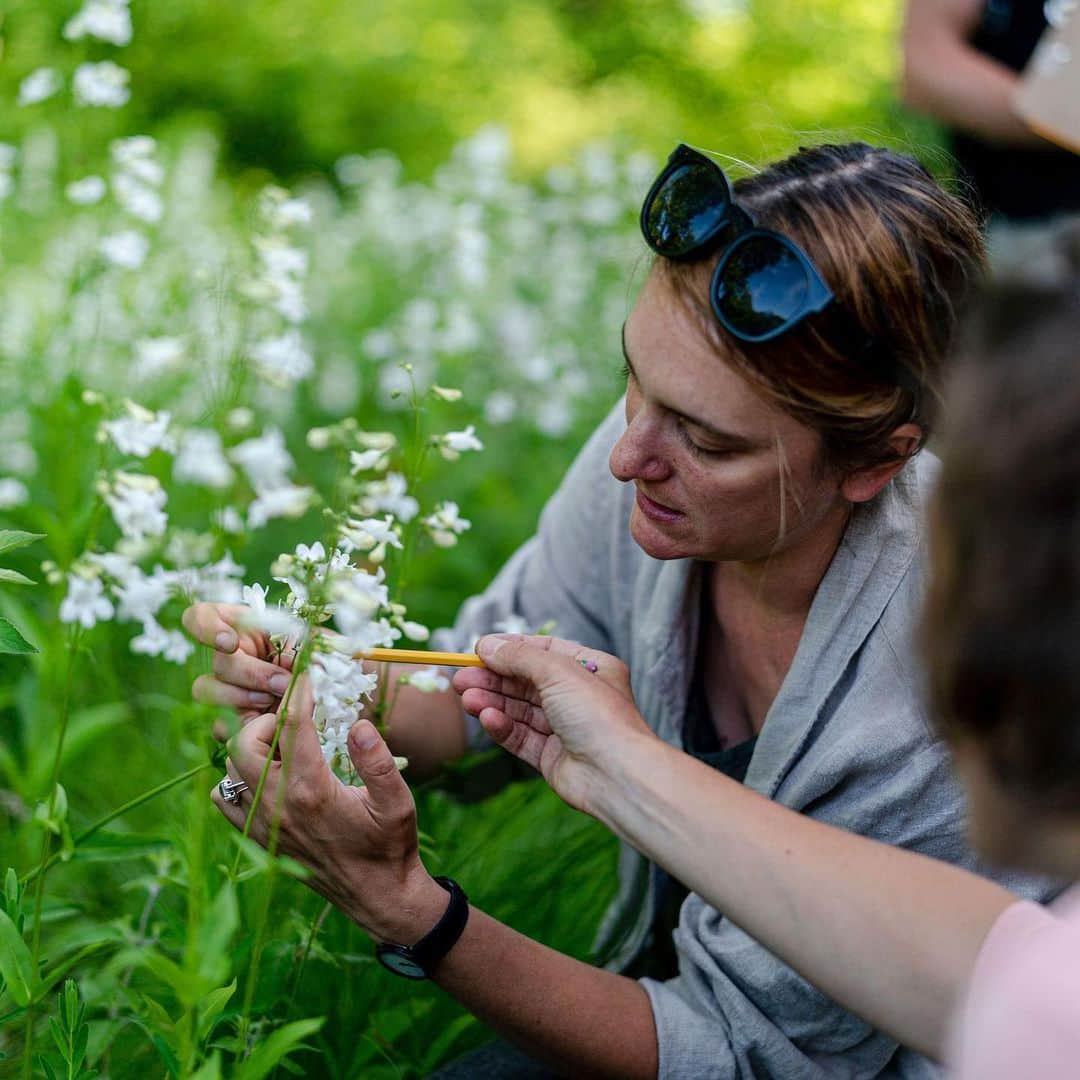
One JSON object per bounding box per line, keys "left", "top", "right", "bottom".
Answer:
{"left": 400, "top": 620, "right": 431, "bottom": 643}
{"left": 422, "top": 502, "right": 471, "bottom": 548}
{"left": 493, "top": 614, "right": 532, "bottom": 635}
{"left": 262, "top": 195, "right": 313, "bottom": 230}
{"left": 484, "top": 390, "right": 517, "bottom": 426}
{"left": 214, "top": 506, "right": 245, "bottom": 534}
{"left": 229, "top": 427, "right": 293, "bottom": 492}
{"left": 131, "top": 618, "right": 194, "bottom": 665}
{"left": 105, "top": 473, "right": 167, "bottom": 541}
{"left": 110, "top": 136, "right": 163, "bottom": 184}
{"left": 338, "top": 515, "right": 403, "bottom": 561}
{"left": 60, "top": 574, "right": 114, "bottom": 629}
{"left": 17, "top": 68, "right": 62, "bottom": 107}
{"left": 405, "top": 666, "right": 450, "bottom": 694}
{"left": 331, "top": 567, "right": 389, "bottom": 622}
{"left": 174, "top": 429, "right": 234, "bottom": 490}
{"left": 242, "top": 583, "right": 269, "bottom": 612}
{"left": 0, "top": 144, "right": 16, "bottom": 171}
{"left": 114, "top": 565, "right": 172, "bottom": 622}
{"left": 65, "top": 176, "right": 107, "bottom": 205}
{"left": 112, "top": 173, "right": 163, "bottom": 223}
{"left": 64, "top": 0, "right": 133, "bottom": 45}
{"left": 254, "top": 237, "right": 308, "bottom": 278}
{"left": 73, "top": 61, "right": 131, "bottom": 108}
{"left": 0, "top": 478, "right": 29, "bottom": 509}
{"left": 348, "top": 448, "right": 390, "bottom": 474}
{"left": 354, "top": 473, "right": 419, "bottom": 523}
{"left": 438, "top": 425, "right": 484, "bottom": 460}
{"left": 249, "top": 330, "right": 313, "bottom": 385}
{"left": 247, "top": 485, "right": 314, "bottom": 529}
{"left": 102, "top": 401, "right": 172, "bottom": 457}
{"left": 134, "top": 337, "right": 185, "bottom": 378}
{"left": 99, "top": 230, "right": 149, "bottom": 269}
{"left": 85, "top": 550, "right": 137, "bottom": 585}
{"left": 431, "top": 385, "right": 463, "bottom": 402}
{"left": 165, "top": 530, "right": 214, "bottom": 567}
{"left": 238, "top": 601, "right": 305, "bottom": 639}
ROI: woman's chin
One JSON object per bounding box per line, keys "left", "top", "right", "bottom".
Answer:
{"left": 628, "top": 508, "right": 693, "bottom": 561}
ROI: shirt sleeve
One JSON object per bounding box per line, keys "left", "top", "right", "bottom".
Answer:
{"left": 949, "top": 901, "right": 1080, "bottom": 1080}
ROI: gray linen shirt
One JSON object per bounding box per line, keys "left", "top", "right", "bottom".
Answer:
{"left": 434, "top": 401, "right": 1053, "bottom": 1079}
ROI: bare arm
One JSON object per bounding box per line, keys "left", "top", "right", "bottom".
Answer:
{"left": 460, "top": 635, "right": 1020, "bottom": 1061}
{"left": 902, "top": 0, "right": 1046, "bottom": 146}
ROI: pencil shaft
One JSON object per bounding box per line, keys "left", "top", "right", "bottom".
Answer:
{"left": 357, "top": 647, "right": 485, "bottom": 668}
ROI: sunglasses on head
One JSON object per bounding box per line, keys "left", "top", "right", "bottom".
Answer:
{"left": 640, "top": 144, "right": 835, "bottom": 344}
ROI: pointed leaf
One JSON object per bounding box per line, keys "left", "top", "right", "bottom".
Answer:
{"left": 232, "top": 1017, "right": 324, "bottom": 1080}
{"left": 0, "top": 532, "right": 44, "bottom": 556}
{"left": 0, "top": 907, "right": 37, "bottom": 1006}
{"left": 0, "top": 616, "right": 35, "bottom": 655}
{"left": 0, "top": 569, "right": 35, "bottom": 586}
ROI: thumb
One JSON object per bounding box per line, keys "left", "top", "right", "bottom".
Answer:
{"left": 347, "top": 719, "right": 410, "bottom": 807}
{"left": 477, "top": 634, "right": 583, "bottom": 691}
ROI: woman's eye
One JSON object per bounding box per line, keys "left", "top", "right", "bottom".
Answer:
{"left": 678, "top": 420, "right": 727, "bottom": 458}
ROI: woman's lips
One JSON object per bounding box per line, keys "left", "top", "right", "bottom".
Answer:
{"left": 635, "top": 489, "right": 684, "bottom": 523}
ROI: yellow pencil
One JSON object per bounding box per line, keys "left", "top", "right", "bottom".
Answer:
{"left": 356, "top": 647, "right": 485, "bottom": 668}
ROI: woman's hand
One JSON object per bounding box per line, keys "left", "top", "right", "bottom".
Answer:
{"left": 452, "top": 634, "right": 657, "bottom": 815}
{"left": 212, "top": 678, "right": 447, "bottom": 943}
{"left": 183, "top": 602, "right": 295, "bottom": 723}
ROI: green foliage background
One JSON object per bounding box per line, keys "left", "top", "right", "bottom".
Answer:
{"left": 2, "top": 0, "right": 936, "bottom": 179}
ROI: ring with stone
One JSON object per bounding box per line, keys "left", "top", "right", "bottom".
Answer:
{"left": 218, "top": 776, "right": 249, "bottom": 804}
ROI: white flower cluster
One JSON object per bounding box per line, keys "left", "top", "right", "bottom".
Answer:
{"left": 228, "top": 427, "right": 315, "bottom": 530}
{"left": 17, "top": 68, "right": 63, "bottom": 108}
{"left": 97, "top": 137, "right": 165, "bottom": 269}
{"left": 244, "top": 187, "right": 315, "bottom": 388}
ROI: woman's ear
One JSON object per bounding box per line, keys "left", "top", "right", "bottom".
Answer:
{"left": 839, "top": 423, "right": 923, "bottom": 504}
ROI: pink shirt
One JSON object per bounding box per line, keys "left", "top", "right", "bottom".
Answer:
{"left": 949, "top": 890, "right": 1080, "bottom": 1079}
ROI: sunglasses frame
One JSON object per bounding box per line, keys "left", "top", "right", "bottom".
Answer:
{"left": 640, "top": 144, "right": 835, "bottom": 343}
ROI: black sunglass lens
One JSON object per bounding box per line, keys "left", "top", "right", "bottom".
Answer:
{"left": 645, "top": 162, "right": 731, "bottom": 258}
{"left": 714, "top": 236, "right": 810, "bottom": 339}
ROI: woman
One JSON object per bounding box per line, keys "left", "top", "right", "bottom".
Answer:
{"left": 456, "top": 243, "right": 1080, "bottom": 1077}
{"left": 189, "top": 142, "right": 1049, "bottom": 1077}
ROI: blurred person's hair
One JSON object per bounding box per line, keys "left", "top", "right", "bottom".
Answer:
{"left": 658, "top": 142, "right": 986, "bottom": 474}
{"left": 926, "top": 223, "right": 1080, "bottom": 811}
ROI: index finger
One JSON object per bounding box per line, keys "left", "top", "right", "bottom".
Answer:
{"left": 182, "top": 602, "right": 251, "bottom": 653}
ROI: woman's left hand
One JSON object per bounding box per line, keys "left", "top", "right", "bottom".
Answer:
{"left": 211, "top": 678, "right": 448, "bottom": 943}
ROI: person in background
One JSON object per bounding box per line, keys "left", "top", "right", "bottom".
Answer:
{"left": 456, "top": 230, "right": 1080, "bottom": 1079}
{"left": 188, "top": 141, "right": 1052, "bottom": 1078}
{"left": 902, "top": 0, "right": 1080, "bottom": 270}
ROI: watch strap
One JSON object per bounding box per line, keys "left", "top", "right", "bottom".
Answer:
{"left": 377, "top": 876, "right": 469, "bottom": 978}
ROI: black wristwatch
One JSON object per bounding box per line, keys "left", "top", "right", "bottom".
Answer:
{"left": 375, "top": 876, "right": 469, "bottom": 980}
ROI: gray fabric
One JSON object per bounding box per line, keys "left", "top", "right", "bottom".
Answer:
{"left": 434, "top": 400, "right": 1056, "bottom": 1080}
{"left": 428, "top": 1038, "right": 565, "bottom": 1079}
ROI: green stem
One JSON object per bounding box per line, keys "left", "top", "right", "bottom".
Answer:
{"left": 232, "top": 643, "right": 310, "bottom": 1054}
{"left": 21, "top": 625, "right": 80, "bottom": 1078}
{"left": 19, "top": 761, "right": 214, "bottom": 889}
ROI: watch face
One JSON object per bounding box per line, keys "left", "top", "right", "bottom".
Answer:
{"left": 377, "top": 947, "right": 427, "bottom": 980}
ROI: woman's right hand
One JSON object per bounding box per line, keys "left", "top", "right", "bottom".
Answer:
{"left": 182, "top": 602, "right": 296, "bottom": 723}
{"left": 452, "top": 634, "right": 657, "bottom": 815}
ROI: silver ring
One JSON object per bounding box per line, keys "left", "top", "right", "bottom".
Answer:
{"left": 218, "top": 776, "right": 249, "bottom": 804}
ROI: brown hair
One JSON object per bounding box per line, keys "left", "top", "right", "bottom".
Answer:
{"left": 659, "top": 142, "right": 986, "bottom": 474}
{"left": 925, "top": 232, "right": 1080, "bottom": 811}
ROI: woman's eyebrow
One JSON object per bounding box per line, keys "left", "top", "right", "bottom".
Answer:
{"left": 621, "top": 322, "right": 759, "bottom": 450}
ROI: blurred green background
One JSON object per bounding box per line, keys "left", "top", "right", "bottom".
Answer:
{"left": 2, "top": 0, "right": 936, "bottom": 182}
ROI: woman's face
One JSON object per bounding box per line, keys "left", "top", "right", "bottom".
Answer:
{"left": 610, "top": 270, "right": 847, "bottom": 565}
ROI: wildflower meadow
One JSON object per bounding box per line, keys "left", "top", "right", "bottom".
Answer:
{"left": 0, "top": 1, "right": 917, "bottom": 1075}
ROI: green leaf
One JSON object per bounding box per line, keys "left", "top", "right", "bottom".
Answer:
{"left": 0, "top": 568, "right": 36, "bottom": 586}
{"left": 28, "top": 703, "right": 131, "bottom": 793}
{"left": 0, "top": 531, "right": 44, "bottom": 557}
{"left": 0, "top": 616, "right": 36, "bottom": 655}
{"left": 195, "top": 980, "right": 236, "bottom": 1045}
{"left": 0, "top": 907, "right": 38, "bottom": 1006}
{"left": 232, "top": 1017, "right": 324, "bottom": 1080}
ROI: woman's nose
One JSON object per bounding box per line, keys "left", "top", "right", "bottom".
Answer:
{"left": 609, "top": 411, "right": 671, "bottom": 484}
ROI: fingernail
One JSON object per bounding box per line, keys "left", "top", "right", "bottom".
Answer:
{"left": 269, "top": 673, "right": 290, "bottom": 695}
{"left": 216, "top": 630, "right": 237, "bottom": 651}
{"left": 478, "top": 634, "right": 508, "bottom": 659}
{"left": 248, "top": 691, "right": 274, "bottom": 707}
{"left": 351, "top": 720, "right": 379, "bottom": 750}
